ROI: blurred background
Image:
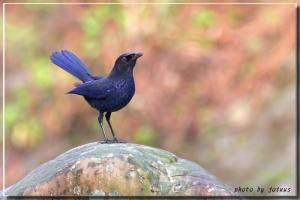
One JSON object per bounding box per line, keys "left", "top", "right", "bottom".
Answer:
{"left": 1, "top": 2, "right": 297, "bottom": 196}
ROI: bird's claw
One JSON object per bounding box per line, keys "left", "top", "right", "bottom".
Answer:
{"left": 112, "top": 138, "right": 119, "bottom": 143}
{"left": 113, "top": 138, "right": 127, "bottom": 143}
{"left": 98, "top": 138, "right": 125, "bottom": 144}
{"left": 98, "top": 139, "right": 110, "bottom": 144}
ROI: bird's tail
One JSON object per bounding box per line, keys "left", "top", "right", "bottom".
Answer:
{"left": 50, "top": 50, "right": 93, "bottom": 82}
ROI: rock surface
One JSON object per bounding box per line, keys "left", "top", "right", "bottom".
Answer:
{"left": 5, "top": 142, "right": 233, "bottom": 196}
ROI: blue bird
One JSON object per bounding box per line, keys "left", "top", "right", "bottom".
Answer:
{"left": 50, "top": 50, "right": 143, "bottom": 143}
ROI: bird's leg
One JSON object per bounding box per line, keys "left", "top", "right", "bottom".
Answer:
{"left": 98, "top": 112, "right": 108, "bottom": 143}
{"left": 105, "top": 112, "right": 118, "bottom": 142}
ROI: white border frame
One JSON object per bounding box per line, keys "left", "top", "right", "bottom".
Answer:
{"left": 2, "top": 1, "right": 298, "bottom": 197}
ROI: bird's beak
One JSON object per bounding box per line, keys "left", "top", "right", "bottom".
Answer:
{"left": 134, "top": 53, "right": 143, "bottom": 59}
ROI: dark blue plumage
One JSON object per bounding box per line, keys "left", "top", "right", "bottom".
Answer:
{"left": 50, "top": 50, "right": 143, "bottom": 142}
{"left": 50, "top": 50, "right": 94, "bottom": 82}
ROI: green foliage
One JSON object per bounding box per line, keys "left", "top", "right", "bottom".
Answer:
{"left": 7, "top": 22, "right": 39, "bottom": 54}
{"left": 198, "top": 109, "right": 218, "bottom": 135}
{"left": 27, "top": 118, "right": 43, "bottom": 147}
{"left": 24, "top": 4, "right": 58, "bottom": 13}
{"left": 227, "top": 9, "right": 243, "bottom": 26}
{"left": 194, "top": 10, "right": 216, "bottom": 28}
{"left": 158, "top": 4, "right": 179, "bottom": 18}
{"left": 134, "top": 126, "right": 157, "bottom": 146}
{"left": 82, "top": 5, "right": 125, "bottom": 55}
{"left": 11, "top": 118, "right": 43, "bottom": 149}
{"left": 244, "top": 166, "right": 290, "bottom": 187}
{"left": 6, "top": 103, "right": 22, "bottom": 131}
{"left": 6, "top": 87, "right": 31, "bottom": 131}
{"left": 31, "top": 58, "right": 53, "bottom": 89}
{"left": 247, "top": 37, "right": 263, "bottom": 54}
{"left": 241, "top": 64, "right": 256, "bottom": 78}
{"left": 192, "top": 9, "right": 216, "bottom": 50}
{"left": 198, "top": 36, "right": 214, "bottom": 50}
{"left": 263, "top": 8, "right": 280, "bottom": 27}
{"left": 82, "top": 12, "right": 103, "bottom": 39}
{"left": 262, "top": 167, "right": 290, "bottom": 185}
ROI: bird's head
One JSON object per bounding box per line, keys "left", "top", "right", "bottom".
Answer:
{"left": 118, "top": 52, "right": 143, "bottom": 65}
{"left": 110, "top": 52, "right": 143, "bottom": 77}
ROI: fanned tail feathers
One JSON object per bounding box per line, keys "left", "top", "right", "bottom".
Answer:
{"left": 50, "top": 50, "right": 93, "bottom": 82}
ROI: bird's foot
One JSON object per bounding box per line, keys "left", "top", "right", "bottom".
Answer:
{"left": 98, "top": 139, "right": 111, "bottom": 144}
{"left": 112, "top": 138, "right": 127, "bottom": 143}
{"left": 97, "top": 138, "right": 127, "bottom": 144}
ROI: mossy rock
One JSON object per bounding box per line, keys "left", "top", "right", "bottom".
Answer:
{"left": 4, "top": 142, "right": 233, "bottom": 196}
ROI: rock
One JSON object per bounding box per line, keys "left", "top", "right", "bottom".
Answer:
{"left": 4, "top": 142, "right": 233, "bottom": 196}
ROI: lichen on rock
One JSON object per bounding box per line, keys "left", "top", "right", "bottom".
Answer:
{"left": 4, "top": 142, "right": 233, "bottom": 196}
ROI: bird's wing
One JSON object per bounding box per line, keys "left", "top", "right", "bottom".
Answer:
{"left": 91, "top": 76, "right": 104, "bottom": 80}
{"left": 74, "top": 76, "right": 103, "bottom": 87}
{"left": 67, "top": 79, "right": 115, "bottom": 100}
{"left": 50, "top": 50, "right": 94, "bottom": 82}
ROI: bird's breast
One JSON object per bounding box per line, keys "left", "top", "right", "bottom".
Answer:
{"left": 115, "top": 78, "right": 135, "bottom": 100}
{"left": 107, "top": 78, "right": 135, "bottom": 112}
{"left": 87, "top": 77, "right": 135, "bottom": 112}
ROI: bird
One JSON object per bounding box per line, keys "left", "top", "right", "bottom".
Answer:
{"left": 50, "top": 50, "right": 143, "bottom": 143}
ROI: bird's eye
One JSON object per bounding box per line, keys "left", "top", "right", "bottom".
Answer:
{"left": 125, "top": 54, "right": 134, "bottom": 61}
